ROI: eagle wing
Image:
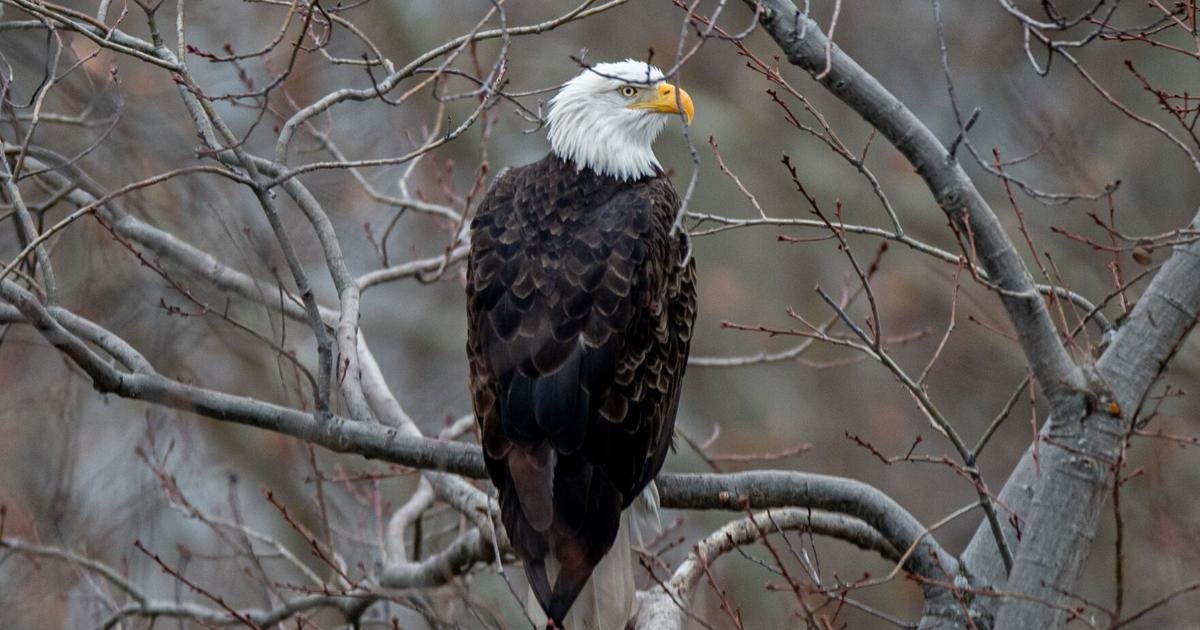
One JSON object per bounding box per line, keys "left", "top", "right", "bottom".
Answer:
{"left": 466, "top": 157, "right": 696, "bottom": 622}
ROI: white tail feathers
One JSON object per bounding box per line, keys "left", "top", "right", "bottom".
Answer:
{"left": 628, "top": 482, "right": 661, "bottom": 549}
{"left": 526, "top": 483, "right": 662, "bottom": 630}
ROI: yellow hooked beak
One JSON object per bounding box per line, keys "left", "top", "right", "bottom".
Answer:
{"left": 630, "top": 83, "right": 695, "bottom": 124}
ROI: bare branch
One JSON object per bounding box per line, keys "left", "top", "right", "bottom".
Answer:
{"left": 636, "top": 508, "right": 901, "bottom": 629}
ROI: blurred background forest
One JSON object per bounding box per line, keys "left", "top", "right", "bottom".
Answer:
{"left": 1, "top": 0, "right": 1198, "bottom": 627}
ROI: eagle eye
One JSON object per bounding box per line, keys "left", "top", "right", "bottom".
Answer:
{"left": 618, "top": 85, "right": 638, "bottom": 98}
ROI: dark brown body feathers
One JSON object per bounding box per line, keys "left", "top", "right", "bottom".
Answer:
{"left": 466, "top": 154, "right": 696, "bottom": 625}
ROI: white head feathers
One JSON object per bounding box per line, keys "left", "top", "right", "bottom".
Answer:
{"left": 547, "top": 60, "right": 694, "bottom": 181}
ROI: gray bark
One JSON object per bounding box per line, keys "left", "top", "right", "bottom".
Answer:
{"left": 973, "top": 209, "right": 1200, "bottom": 627}
{"left": 738, "top": 1, "right": 1200, "bottom": 628}
{"left": 636, "top": 508, "right": 902, "bottom": 629}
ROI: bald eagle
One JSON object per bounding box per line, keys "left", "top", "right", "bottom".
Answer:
{"left": 466, "top": 60, "right": 697, "bottom": 629}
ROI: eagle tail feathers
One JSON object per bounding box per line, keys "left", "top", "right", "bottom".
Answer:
{"left": 525, "top": 484, "right": 662, "bottom": 630}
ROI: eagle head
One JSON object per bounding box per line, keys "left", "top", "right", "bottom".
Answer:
{"left": 547, "top": 60, "right": 695, "bottom": 181}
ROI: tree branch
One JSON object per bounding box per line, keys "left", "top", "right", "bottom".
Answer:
{"left": 1, "top": 283, "right": 951, "bottom": 605}
{"left": 728, "top": 1, "right": 1200, "bottom": 626}
{"left": 656, "top": 473, "right": 958, "bottom": 586}
{"left": 741, "top": 0, "right": 1084, "bottom": 414}
{"left": 635, "top": 508, "right": 902, "bottom": 629}
{"left": 972, "top": 207, "right": 1200, "bottom": 626}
